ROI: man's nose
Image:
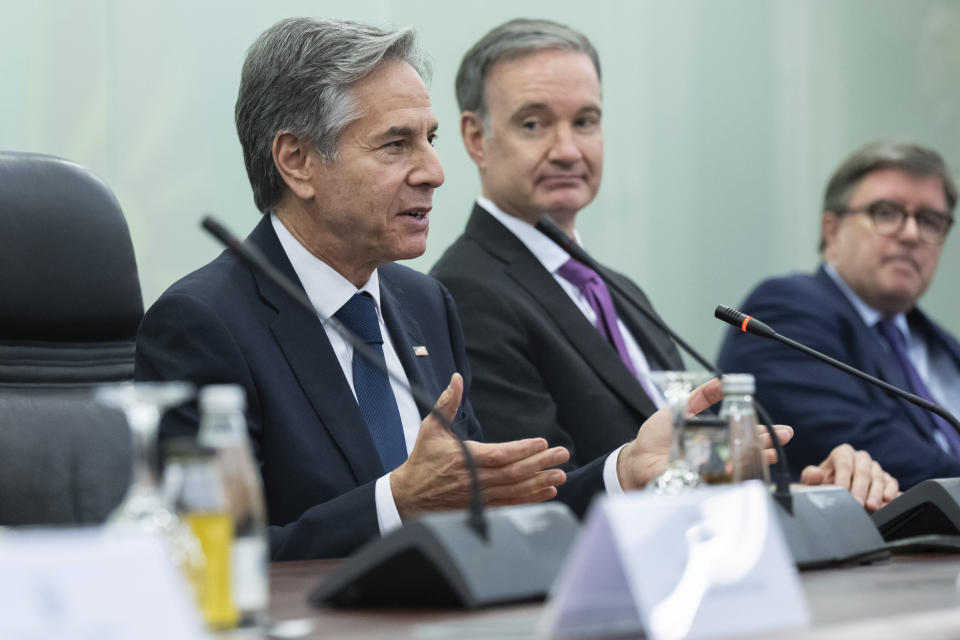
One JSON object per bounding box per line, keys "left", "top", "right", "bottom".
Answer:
{"left": 547, "top": 125, "right": 583, "bottom": 164}
{"left": 898, "top": 213, "right": 922, "bottom": 243}
{"left": 411, "top": 143, "right": 445, "bottom": 188}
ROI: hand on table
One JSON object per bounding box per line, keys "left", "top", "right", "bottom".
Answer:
{"left": 800, "top": 444, "right": 900, "bottom": 512}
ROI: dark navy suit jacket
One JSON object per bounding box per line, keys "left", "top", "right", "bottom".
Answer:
{"left": 431, "top": 204, "right": 683, "bottom": 468}
{"left": 717, "top": 265, "right": 960, "bottom": 489}
{"left": 136, "top": 215, "right": 602, "bottom": 560}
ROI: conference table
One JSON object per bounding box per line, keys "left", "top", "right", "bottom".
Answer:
{"left": 254, "top": 554, "right": 960, "bottom": 639}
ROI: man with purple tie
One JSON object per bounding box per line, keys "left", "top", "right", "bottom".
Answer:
{"left": 431, "top": 19, "right": 899, "bottom": 510}
{"left": 719, "top": 141, "right": 960, "bottom": 490}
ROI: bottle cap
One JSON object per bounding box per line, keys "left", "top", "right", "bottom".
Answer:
{"left": 684, "top": 415, "right": 726, "bottom": 429}
{"left": 162, "top": 437, "right": 216, "bottom": 460}
{"left": 721, "top": 373, "right": 755, "bottom": 395}
{"left": 200, "top": 384, "right": 246, "bottom": 412}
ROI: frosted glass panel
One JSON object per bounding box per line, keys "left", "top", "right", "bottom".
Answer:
{"left": 3, "top": 0, "right": 958, "bottom": 359}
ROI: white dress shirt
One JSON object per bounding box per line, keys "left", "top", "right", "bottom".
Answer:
{"left": 479, "top": 197, "right": 668, "bottom": 494}
{"left": 271, "top": 214, "right": 415, "bottom": 533}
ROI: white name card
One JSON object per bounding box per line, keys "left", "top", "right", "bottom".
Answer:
{"left": 541, "top": 481, "right": 810, "bottom": 639}
{"left": 0, "top": 527, "right": 207, "bottom": 640}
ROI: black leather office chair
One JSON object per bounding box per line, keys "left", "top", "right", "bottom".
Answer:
{"left": 0, "top": 151, "right": 143, "bottom": 525}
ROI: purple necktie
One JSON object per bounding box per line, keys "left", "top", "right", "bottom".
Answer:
{"left": 876, "top": 319, "right": 960, "bottom": 457}
{"left": 557, "top": 259, "right": 662, "bottom": 405}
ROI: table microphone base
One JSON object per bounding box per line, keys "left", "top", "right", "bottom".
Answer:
{"left": 775, "top": 486, "right": 890, "bottom": 569}
{"left": 309, "top": 502, "right": 579, "bottom": 610}
{"left": 872, "top": 478, "right": 960, "bottom": 551}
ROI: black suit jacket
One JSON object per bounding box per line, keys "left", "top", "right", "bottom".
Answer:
{"left": 431, "top": 204, "right": 683, "bottom": 468}
{"left": 136, "top": 215, "right": 603, "bottom": 560}
{"left": 717, "top": 265, "right": 960, "bottom": 489}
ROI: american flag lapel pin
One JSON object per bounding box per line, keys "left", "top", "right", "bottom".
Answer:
{"left": 413, "top": 345, "right": 429, "bottom": 357}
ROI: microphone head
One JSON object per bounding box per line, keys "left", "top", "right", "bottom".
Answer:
{"left": 534, "top": 215, "right": 603, "bottom": 272}
{"left": 534, "top": 215, "right": 573, "bottom": 248}
{"left": 714, "top": 305, "right": 776, "bottom": 338}
{"left": 201, "top": 216, "right": 235, "bottom": 244}
{"left": 715, "top": 304, "right": 747, "bottom": 326}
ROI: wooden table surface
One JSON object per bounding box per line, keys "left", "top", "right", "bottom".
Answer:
{"left": 249, "top": 554, "right": 960, "bottom": 639}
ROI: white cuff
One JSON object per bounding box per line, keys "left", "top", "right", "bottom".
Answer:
{"left": 375, "top": 472, "right": 403, "bottom": 535}
{"left": 603, "top": 444, "right": 628, "bottom": 495}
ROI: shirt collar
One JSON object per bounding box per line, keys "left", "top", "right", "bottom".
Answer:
{"left": 270, "top": 213, "right": 381, "bottom": 322}
{"left": 823, "top": 261, "right": 911, "bottom": 340}
{"left": 477, "top": 196, "right": 582, "bottom": 274}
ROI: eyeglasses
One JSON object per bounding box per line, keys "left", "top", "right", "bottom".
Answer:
{"left": 838, "top": 199, "right": 954, "bottom": 244}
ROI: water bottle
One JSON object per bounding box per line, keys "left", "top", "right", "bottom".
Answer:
{"left": 164, "top": 438, "right": 236, "bottom": 630}
{"left": 719, "top": 374, "right": 769, "bottom": 484}
{"left": 198, "top": 385, "right": 269, "bottom": 628}
{"left": 683, "top": 415, "right": 731, "bottom": 484}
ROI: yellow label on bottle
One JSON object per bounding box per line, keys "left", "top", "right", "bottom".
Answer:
{"left": 186, "top": 512, "right": 238, "bottom": 629}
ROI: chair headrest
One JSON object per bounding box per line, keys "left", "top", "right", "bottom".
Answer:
{"left": 0, "top": 151, "right": 143, "bottom": 341}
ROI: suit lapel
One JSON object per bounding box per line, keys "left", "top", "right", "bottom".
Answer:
{"left": 603, "top": 268, "right": 684, "bottom": 371}
{"left": 378, "top": 270, "right": 440, "bottom": 419}
{"left": 910, "top": 308, "right": 960, "bottom": 366}
{"left": 908, "top": 308, "right": 960, "bottom": 429}
{"left": 246, "top": 217, "right": 385, "bottom": 484}
{"left": 815, "top": 266, "right": 940, "bottom": 441}
{"left": 466, "top": 205, "right": 659, "bottom": 419}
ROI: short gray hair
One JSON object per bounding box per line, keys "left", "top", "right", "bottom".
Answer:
{"left": 235, "top": 17, "right": 430, "bottom": 213}
{"left": 455, "top": 18, "right": 600, "bottom": 125}
{"left": 819, "top": 140, "right": 957, "bottom": 251}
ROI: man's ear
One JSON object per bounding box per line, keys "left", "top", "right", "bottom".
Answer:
{"left": 821, "top": 211, "right": 840, "bottom": 255}
{"left": 460, "top": 111, "right": 487, "bottom": 169}
{"left": 272, "top": 131, "right": 317, "bottom": 200}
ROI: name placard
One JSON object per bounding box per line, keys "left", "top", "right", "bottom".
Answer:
{"left": 541, "top": 481, "right": 810, "bottom": 639}
{"left": 0, "top": 527, "right": 206, "bottom": 639}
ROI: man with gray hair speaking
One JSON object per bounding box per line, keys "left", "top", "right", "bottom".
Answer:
{"left": 431, "top": 18, "right": 899, "bottom": 509}
{"left": 139, "top": 17, "right": 564, "bottom": 560}
{"left": 719, "top": 140, "right": 960, "bottom": 490}
{"left": 136, "top": 16, "right": 777, "bottom": 561}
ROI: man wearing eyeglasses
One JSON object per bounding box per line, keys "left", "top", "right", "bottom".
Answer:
{"left": 718, "top": 140, "right": 960, "bottom": 489}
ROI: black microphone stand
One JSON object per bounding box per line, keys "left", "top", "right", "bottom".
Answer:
{"left": 716, "top": 304, "right": 960, "bottom": 553}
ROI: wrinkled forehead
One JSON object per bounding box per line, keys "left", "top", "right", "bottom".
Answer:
{"left": 849, "top": 168, "right": 950, "bottom": 211}
{"left": 484, "top": 48, "right": 600, "bottom": 93}
{"left": 483, "top": 49, "right": 602, "bottom": 111}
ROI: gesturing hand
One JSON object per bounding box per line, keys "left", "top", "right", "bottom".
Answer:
{"left": 390, "top": 373, "right": 570, "bottom": 521}
{"left": 616, "top": 378, "right": 795, "bottom": 490}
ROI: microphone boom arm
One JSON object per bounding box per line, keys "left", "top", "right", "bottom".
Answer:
{"left": 715, "top": 304, "right": 960, "bottom": 436}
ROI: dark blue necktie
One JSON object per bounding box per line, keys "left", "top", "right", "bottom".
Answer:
{"left": 876, "top": 319, "right": 960, "bottom": 457}
{"left": 334, "top": 293, "right": 408, "bottom": 470}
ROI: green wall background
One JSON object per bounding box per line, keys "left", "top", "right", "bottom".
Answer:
{"left": 4, "top": 0, "right": 959, "bottom": 364}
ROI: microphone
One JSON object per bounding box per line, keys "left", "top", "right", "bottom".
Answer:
{"left": 714, "top": 304, "right": 776, "bottom": 339}
{"left": 536, "top": 215, "right": 889, "bottom": 568}
{"left": 202, "top": 216, "right": 579, "bottom": 608}
{"left": 716, "top": 303, "right": 960, "bottom": 554}
{"left": 715, "top": 304, "right": 960, "bottom": 434}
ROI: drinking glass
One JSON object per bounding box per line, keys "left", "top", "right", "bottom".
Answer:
{"left": 96, "top": 382, "right": 204, "bottom": 589}
{"left": 96, "top": 381, "right": 195, "bottom": 529}
{"left": 645, "top": 371, "right": 714, "bottom": 494}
